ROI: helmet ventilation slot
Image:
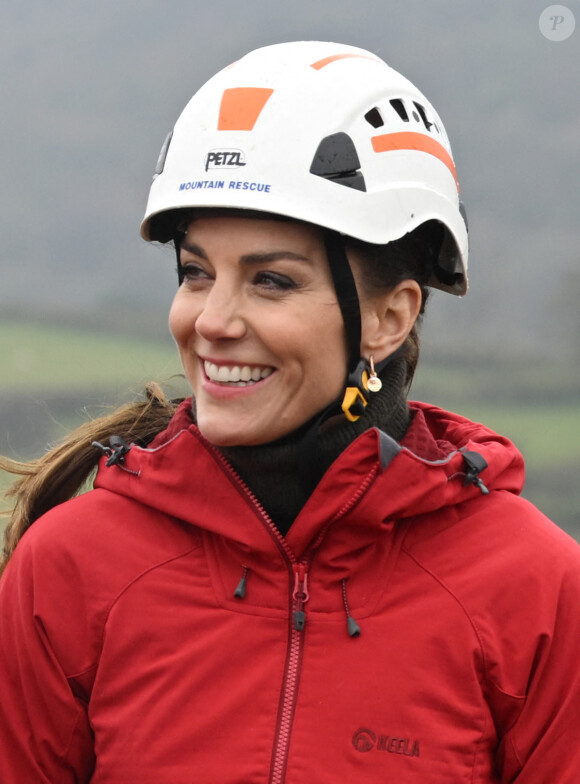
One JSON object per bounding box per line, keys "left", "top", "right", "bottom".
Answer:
{"left": 389, "top": 98, "right": 409, "bottom": 121}
{"left": 310, "top": 132, "right": 367, "bottom": 191}
{"left": 390, "top": 98, "right": 439, "bottom": 135}
{"left": 364, "top": 107, "right": 384, "bottom": 128}
{"left": 413, "top": 102, "right": 439, "bottom": 134}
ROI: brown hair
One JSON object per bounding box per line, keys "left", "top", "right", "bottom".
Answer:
{"left": 0, "top": 383, "right": 180, "bottom": 577}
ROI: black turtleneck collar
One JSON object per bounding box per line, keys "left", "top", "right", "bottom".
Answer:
{"left": 206, "top": 355, "right": 410, "bottom": 536}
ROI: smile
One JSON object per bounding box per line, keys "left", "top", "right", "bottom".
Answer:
{"left": 204, "top": 360, "right": 274, "bottom": 386}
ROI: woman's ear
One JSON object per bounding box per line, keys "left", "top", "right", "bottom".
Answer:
{"left": 360, "top": 279, "right": 422, "bottom": 362}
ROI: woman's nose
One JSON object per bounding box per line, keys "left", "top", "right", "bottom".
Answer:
{"left": 194, "top": 283, "right": 247, "bottom": 342}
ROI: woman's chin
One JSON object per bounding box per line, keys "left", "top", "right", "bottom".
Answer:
{"left": 196, "top": 416, "right": 264, "bottom": 448}
{"left": 195, "top": 411, "right": 293, "bottom": 448}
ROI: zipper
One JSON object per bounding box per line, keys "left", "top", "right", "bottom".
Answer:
{"left": 199, "top": 432, "right": 295, "bottom": 561}
{"left": 198, "top": 434, "right": 307, "bottom": 783}
{"left": 197, "top": 430, "right": 378, "bottom": 784}
{"left": 270, "top": 561, "right": 310, "bottom": 784}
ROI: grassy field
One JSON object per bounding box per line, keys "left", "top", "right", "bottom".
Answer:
{"left": 1, "top": 321, "right": 579, "bottom": 538}
{"left": 412, "top": 358, "right": 580, "bottom": 537}
{"left": 438, "top": 404, "right": 580, "bottom": 468}
{"left": 0, "top": 320, "right": 182, "bottom": 393}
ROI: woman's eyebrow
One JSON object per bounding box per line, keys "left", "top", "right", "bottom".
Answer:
{"left": 239, "top": 251, "right": 312, "bottom": 266}
{"left": 180, "top": 239, "right": 208, "bottom": 259}
{"left": 180, "top": 242, "right": 312, "bottom": 266}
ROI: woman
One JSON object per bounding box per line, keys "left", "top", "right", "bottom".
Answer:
{"left": 1, "top": 41, "right": 579, "bottom": 783}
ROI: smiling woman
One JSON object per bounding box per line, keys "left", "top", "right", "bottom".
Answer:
{"left": 172, "top": 216, "right": 371, "bottom": 446}
{"left": 175, "top": 220, "right": 346, "bottom": 445}
{"left": 1, "top": 40, "right": 580, "bottom": 784}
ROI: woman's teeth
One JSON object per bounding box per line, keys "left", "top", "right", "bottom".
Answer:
{"left": 204, "top": 361, "right": 274, "bottom": 386}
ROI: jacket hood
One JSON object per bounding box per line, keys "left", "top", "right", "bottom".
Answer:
{"left": 93, "top": 399, "right": 525, "bottom": 558}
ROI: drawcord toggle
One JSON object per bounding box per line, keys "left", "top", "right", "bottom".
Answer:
{"left": 342, "top": 579, "right": 361, "bottom": 638}
{"left": 461, "top": 450, "right": 490, "bottom": 495}
{"left": 233, "top": 566, "right": 249, "bottom": 599}
{"left": 234, "top": 566, "right": 361, "bottom": 639}
{"left": 92, "top": 436, "right": 133, "bottom": 467}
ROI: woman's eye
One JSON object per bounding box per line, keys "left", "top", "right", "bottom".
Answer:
{"left": 180, "top": 263, "right": 211, "bottom": 284}
{"left": 254, "top": 271, "right": 296, "bottom": 291}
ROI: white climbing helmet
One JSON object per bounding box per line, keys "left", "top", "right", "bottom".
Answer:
{"left": 141, "top": 40, "right": 468, "bottom": 294}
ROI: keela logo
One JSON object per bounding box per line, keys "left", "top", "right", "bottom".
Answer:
{"left": 352, "top": 727, "right": 420, "bottom": 758}
{"left": 205, "top": 149, "right": 246, "bottom": 172}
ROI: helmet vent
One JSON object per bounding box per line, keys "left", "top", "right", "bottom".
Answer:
{"left": 364, "top": 107, "right": 384, "bottom": 128}
{"left": 310, "top": 132, "right": 366, "bottom": 192}
{"left": 389, "top": 98, "right": 409, "bottom": 122}
{"left": 413, "top": 102, "right": 439, "bottom": 134}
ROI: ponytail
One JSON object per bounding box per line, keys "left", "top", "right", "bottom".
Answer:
{"left": 0, "top": 383, "right": 181, "bottom": 577}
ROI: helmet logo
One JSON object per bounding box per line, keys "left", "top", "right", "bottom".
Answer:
{"left": 204, "top": 149, "right": 247, "bottom": 172}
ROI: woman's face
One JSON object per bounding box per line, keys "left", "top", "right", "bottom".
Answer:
{"left": 169, "top": 215, "right": 348, "bottom": 446}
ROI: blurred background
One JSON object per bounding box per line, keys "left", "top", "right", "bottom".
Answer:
{"left": 1, "top": 0, "right": 578, "bottom": 535}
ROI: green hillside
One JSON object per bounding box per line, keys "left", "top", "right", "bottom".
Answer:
{"left": 0, "top": 320, "right": 181, "bottom": 393}
{"left": 1, "top": 321, "right": 579, "bottom": 540}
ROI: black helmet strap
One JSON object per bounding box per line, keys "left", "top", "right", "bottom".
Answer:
{"left": 323, "top": 231, "right": 362, "bottom": 377}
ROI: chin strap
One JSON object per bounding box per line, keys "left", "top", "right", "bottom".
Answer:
{"left": 323, "top": 231, "right": 399, "bottom": 424}
{"left": 323, "top": 231, "right": 374, "bottom": 423}
{"left": 323, "top": 231, "right": 362, "bottom": 374}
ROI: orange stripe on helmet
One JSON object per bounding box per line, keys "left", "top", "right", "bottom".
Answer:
{"left": 310, "top": 53, "right": 378, "bottom": 70}
{"left": 371, "top": 131, "right": 458, "bottom": 189}
{"left": 218, "top": 87, "right": 274, "bottom": 131}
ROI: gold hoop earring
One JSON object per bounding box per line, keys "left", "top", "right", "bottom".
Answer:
{"left": 367, "top": 356, "right": 382, "bottom": 392}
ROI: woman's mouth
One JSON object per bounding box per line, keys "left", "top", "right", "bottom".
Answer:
{"left": 203, "top": 360, "right": 274, "bottom": 387}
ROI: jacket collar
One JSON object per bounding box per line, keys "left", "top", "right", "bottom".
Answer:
{"left": 94, "top": 398, "right": 525, "bottom": 560}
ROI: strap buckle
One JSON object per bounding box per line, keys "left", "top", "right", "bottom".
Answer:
{"left": 341, "top": 359, "right": 370, "bottom": 422}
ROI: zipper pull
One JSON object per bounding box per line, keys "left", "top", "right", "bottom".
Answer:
{"left": 292, "top": 563, "right": 310, "bottom": 632}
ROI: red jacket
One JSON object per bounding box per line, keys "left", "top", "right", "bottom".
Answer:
{"left": 1, "top": 401, "right": 579, "bottom": 783}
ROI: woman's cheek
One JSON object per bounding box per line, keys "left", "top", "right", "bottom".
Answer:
{"left": 168, "top": 296, "right": 189, "bottom": 344}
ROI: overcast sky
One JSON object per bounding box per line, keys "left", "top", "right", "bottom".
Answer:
{"left": 1, "top": 0, "right": 578, "bottom": 357}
